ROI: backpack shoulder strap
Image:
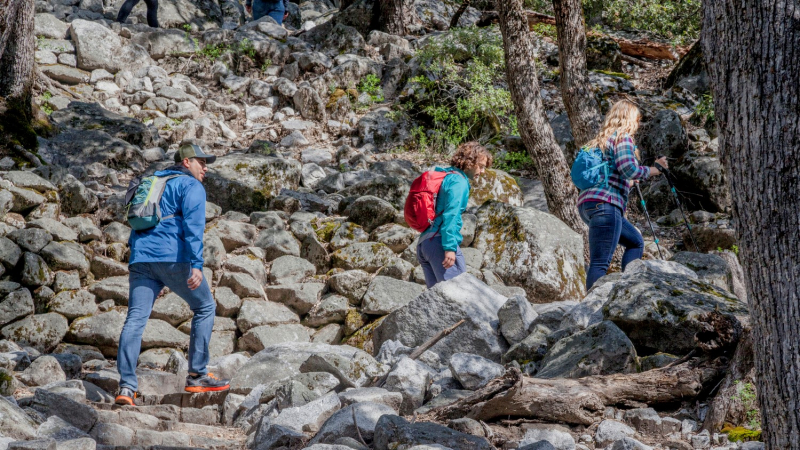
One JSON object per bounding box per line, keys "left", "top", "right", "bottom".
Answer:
{"left": 156, "top": 174, "right": 189, "bottom": 221}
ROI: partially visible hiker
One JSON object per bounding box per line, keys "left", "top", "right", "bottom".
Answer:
{"left": 115, "top": 144, "right": 229, "bottom": 406}
{"left": 415, "top": 142, "right": 493, "bottom": 288}
{"left": 116, "top": 0, "right": 159, "bottom": 28}
{"left": 577, "top": 100, "right": 668, "bottom": 291}
{"left": 246, "top": 0, "right": 290, "bottom": 24}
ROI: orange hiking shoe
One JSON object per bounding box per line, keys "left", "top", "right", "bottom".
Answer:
{"left": 184, "top": 372, "right": 230, "bottom": 393}
{"left": 115, "top": 387, "right": 138, "bottom": 406}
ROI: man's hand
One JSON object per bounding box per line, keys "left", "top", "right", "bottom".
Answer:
{"left": 442, "top": 251, "right": 456, "bottom": 269}
{"left": 245, "top": 5, "right": 252, "bottom": 14}
{"left": 283, "top": 11, "right": 289, "bottom": 20}
{"left": 188, "top": 268, "right": 203, "bottom": 290}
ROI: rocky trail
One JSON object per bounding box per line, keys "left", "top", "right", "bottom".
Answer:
{"left": 0, "top": 0, "right": 758, "bottom": 449}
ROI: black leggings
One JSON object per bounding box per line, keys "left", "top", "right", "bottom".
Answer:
{"left": 117, "top": 0, "right": 159, "bottom": 28}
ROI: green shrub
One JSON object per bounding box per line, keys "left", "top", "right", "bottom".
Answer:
{"left": 199, "top": 43, "right": 229, "bottom": 60}
{"left": 731, "top": 380, "right": 761, "bottom": 431}
{"left": 525, "top": 0, "right": 700, "bottom": 45}
{"left": 407, "top": 26, "right": 517, "bottom": 153}
{"left": 494, "top": 150, "right": 534, "bottom": 172}
{"left": 358, "top": 74, "right": 384, "bottom": 103}
{"left": 695, "top": 93, "right": 715, "bottom": 123}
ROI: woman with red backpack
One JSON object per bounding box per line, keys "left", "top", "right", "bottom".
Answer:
{"left": 577, "top": 100, "right": 668, "bottom": 290}
{"left": 410, "top": 142, "right": 493, "bottom": 288}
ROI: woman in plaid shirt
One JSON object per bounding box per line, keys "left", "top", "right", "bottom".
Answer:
{"left": 578, "top": 100, "right": 668, "bottom": 290}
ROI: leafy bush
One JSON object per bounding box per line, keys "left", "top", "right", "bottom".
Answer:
{"left": 199, "top": 43, "right": 229, "bottom": 60}
{"left": 494, "top": 150, "right": 534, "bottom": 172}
{"left": 695, "top": 93, "right": 715, "bottom": 123}
{"left": 406, "top": 26, "right": 517, "bottom": 153}
{"left": 731, "top": 380, "right": 761, "bottom": 431}
{"left": 525, "top": 0, "right": 700, "bottom": 45}
{"left": 358, "top": 74, "right": 384, "bottom": 103}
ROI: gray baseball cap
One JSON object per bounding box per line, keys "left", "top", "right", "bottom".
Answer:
{"left": 174, "top": 143, "right": 217, "bottom": 164}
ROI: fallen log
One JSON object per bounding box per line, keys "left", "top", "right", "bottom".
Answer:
{"left": 423, "top": 356, "right": 728, "bottom": 426}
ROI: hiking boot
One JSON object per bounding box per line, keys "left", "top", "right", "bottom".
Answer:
{"left": 115, "top": 387, "right": 138, "bottom": 406}
{"left": 185, "top": 373, "right": 230, "bottom": 393}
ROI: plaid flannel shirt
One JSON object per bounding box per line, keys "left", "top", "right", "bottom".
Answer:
{"left": 577, "top": 133, "right": 650, "bottom": 212}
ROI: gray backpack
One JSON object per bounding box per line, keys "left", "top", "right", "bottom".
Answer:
{"left": 124, "top": 174, "right": 186, "bottom": 231}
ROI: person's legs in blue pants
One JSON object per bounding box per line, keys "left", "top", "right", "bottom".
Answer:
{"left": 153, "top": 262, "right": 215, "bottom": 377}
{"left": 579, "top": 201, "right": 622, "bottom": 291}
{"left": 118, "top": 263, "right": 164, "bottom": 392}
{"left": 416, "top": 235, "right": 466, "bottom": 288}
{"left": 618, "top": 216, "right": 644, "bottom": 270}
{"left": 251, "top": 0, "right": 284, "bottom": 24}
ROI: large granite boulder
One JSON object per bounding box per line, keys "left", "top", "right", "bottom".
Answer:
{"left": 603, "top": 269, "right": 748, "bottom": 355}
{"left": 204, "top": 154, "right": 301, "bottom": 213}
{"left": 671, "top": 151, "right": 731, "bottom": 213}
{"left": 69, "top": 20, "right": 124, "bottom": 72}
{"left": 1, "top": 313, "right": 68, "bottom": 353}
{"left": 536, "top": 321, "right": 637, "bottom": 379}
{"left": 474, "top": 201, "right": 585, "bottom": 303}
{"left": 373, "top": 273, "right": 509, "bottom": 363}
{"left": 50, "top": 102, "right": 160, "bottom": 148}
{"left": 637, "top": 109, "right": 689, "bottom": 161}
{"left": 373, "top": 414, "right": 494, "bottom": 450}
{"left": 468, "top": 169, "right": 524, "bottom": 208}
{"left": 229, "top": 342, "right": 385, "bottom": 394}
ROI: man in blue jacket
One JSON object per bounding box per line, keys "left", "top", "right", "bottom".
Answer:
{"left": 416, "top": 142, "right": 493, "bottom": 288}
{"left": 116, "top": 144, "right": 229, "bottom": 406}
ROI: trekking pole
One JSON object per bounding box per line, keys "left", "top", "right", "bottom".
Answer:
{"left": 655, "top": 161, "right": 700, "bottom": 252}
{"left": 634, "top": 182, "right": 664, "bottom": 259}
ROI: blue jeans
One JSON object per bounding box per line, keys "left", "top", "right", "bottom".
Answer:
{"left": 416, "top": 235, "right": 466, "bottom": 288}
{"left": 118, "top": 262, "right": 215, "bottom": 391}
{"left": 579, "top": 201, "right": 644, "bottom": 291}
{"left": 252, "top": 0, "right": 284, "bottom": 24}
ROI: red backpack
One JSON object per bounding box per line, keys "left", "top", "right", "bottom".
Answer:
{"left": 404, "top": 170, "right": 458, "bottom": 232}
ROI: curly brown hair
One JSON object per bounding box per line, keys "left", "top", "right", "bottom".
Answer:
{"left": 450, "top": 141, "right": 493, "bottom": 172}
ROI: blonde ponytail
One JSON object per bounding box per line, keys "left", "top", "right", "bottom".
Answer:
{"left": 585, "top": 100, "right": 642, "bottom": 150}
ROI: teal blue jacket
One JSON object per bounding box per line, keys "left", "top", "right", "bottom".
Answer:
{"left": 420, "top": 167, "right": 470, "bottom": 252}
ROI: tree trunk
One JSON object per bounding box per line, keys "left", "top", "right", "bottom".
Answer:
{"left": 449, "top": 0, "right": 470, "bottom": 29}
{"left": 371, "top": 0, "right": 414, "bottom": 35}
{"left": 702, "top": 1, "right": 800, "bottom": 447}
{"left": 551, "top": 0, "right": 601, "bottom": 148}
{"left": 496, "top": 0, "right": 586, "bottom": 238}
{"left": 424, "top": 357, "right": 728, "bottom": 426}
{"left": 0, "top": 0, "right": 34, "bottom": 103}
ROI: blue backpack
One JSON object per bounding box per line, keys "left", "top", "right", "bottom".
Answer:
{"left": 570, "top": 146, "right": 609, "bottom": 191}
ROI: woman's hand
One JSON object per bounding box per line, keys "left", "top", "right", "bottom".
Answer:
{"left": 650, "top": 157, "right": 669, "bottom": 176}
{"left": 442, "top": 251, "right": 456, "bottom": 269}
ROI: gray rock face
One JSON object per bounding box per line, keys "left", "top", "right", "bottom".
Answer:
{"left": 69, "top": 20, "right": 123, "bottom": 72}
{"left": 670, "top": 251, "right": 735, "bottom": 294}
{"left": 595, "top": 420, "right": 636, "bottom": 447}
{"left": 337, "top": 387, "right": 403, "bottom": 411}
{"left": 204, "top": 154, "right": 301, "bottom": 214}
{"left": 497, "top": 296, "right": 539, "bottom": 345}
{"left": 0, "top": 396, "right": 38, "bottom": 440}
{"left": 251, "top": 424, "right": 305, "bottom": 450}
{"left": 131, "top": 29, "right": 197, "bottom": 60}
{"left": 373, "top": 414, "right": 494, "bottom": 450}
{"left": 468, "top": 169, "right": 524, "bottom": 208}
{"left": 638, "top": 109, "right": 688, "bottom": 161}
{"left": 370, "top": 224, "right": 417, "bottom": 254}
{"left": 0, "top": 288, "right": 35, "bottom": 328}
{"left": 265, "top": 282, "right": 325, "bottom": 315}
{"left": 304, "top": 295, "right": 349, "bottom": 327}
{"left": 0, "top": 237, "right": 22, "bottom": 268}
{"left": 331, "top": 242, "right": 395, "bottom": 273}
{"left": 88, "top": 276, "right": 128, "bottom": 305}
{"left": 219, "top": 272, "right": 265, "bottom": 299}
{"left": 150, "top": 292, "right": 193, "bottom": 326}
{"left": 237, "top": 299, "right": 299, "bottom": 332}
{"left": 672, "top": 151, "right": 731, "bottom": 213}
{"left": 8, "top": 228, "right": 52, "bottom": 253}
{"left": 307, "top": 402, "right": 397, "bottom": 446}
{"left": 604, "top": 271, "right": 748, "bottom": 354}
{"left": 361, "top": 276, "right": 426, "bottom": 315}
{"left": 329, "top": 270, "right": 371, "bottom": 304}
{"left": 536, "top": 321, "right": 637, "bottom": 379}
{"left": 271, "top": 392, "right": 341, "bottom": 433}
{"left": 348, "top": 196, "right": 398, "bottom": 232}
{"left": 338, "top": 176, "right": 410, "bottom": 210}
{"left": 29, "top": 218, "right": 78, "bottom": 242}
{"left": 269, "top": 255, "right": 316, "bottom": 284}
{"left": 21, "top": 252, "right": 54, "bottom": 287}
{"left": 39, "top": 242, "right": 90, "bottom": 276}
{"left": 448, "top": 353, "right": 505, "bottom": 390}
{"left": 518, "top": 425, "right": 576, "bottom": 450}
{"left": 2, "top": 313, "right": 68, "bottom": 353}
{"left": 20, "top": 355, "right": 66, "bottom": 386}
{"left": 230, "top": 342, "right": 384, "bottom": 394}
{"left": 32, "top": 388, "right": 98, "bottom": 432}
{"left": 384, "top": 356, "right": 435, "bottom": 415}
{"left": 255, "top": 228, "right": 301, "bottom": 261}
{"left": 374, "top": 273, "right": 509, "bottom": 363}
{"left": 207, "top": 220, "right": 258, "bottom": 252}
{"left": 474, "top": 202, "right": 585, "bottom": 303}
{"left": 50, "top": 101, "right": 159, "bottom": 148}
{"left": 238, "top": 323, "right": 311, "bottom": 353}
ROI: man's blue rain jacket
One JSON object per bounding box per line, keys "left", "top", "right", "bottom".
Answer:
{"left": 128, "top": 167, "right": 206, "bottom": 269}
{"left": 420, "top": 167, "right": 470, "bottom": 252}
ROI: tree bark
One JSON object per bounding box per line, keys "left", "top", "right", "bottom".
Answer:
{"left": 0, "top": 0, "right": 35, "bottom": 103}
{"left": 702, "top": 1, "right": 800, "bottom": 447}
{"left": 371, "top": 0, "right": 415, "bottom": 35}
{"left": 551, "top": 0, "right": 601, "bottom": 148}
{"left": 449, "top": 0, "right": 470, "bottom": 29}
{"left": 424, "top": 357, "right": 728, "bottom": 426}
{"left": 496, "top": 0, "right": 586, "bottom": 238}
